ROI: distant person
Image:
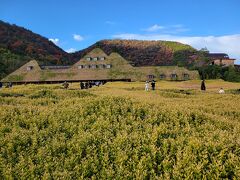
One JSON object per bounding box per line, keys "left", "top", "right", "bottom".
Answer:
{"left": 85, "top": 82, "right": 89, "bottom": 89}
{"left": 9, "top": 82, "right": 13, "bottom": 88}
{"left": 95, "top": 81, "right": 100, "bottom": 87}
{"left": 201, "top": 80, "right": 206, "bottom": 91}
{"left": 6, "top": 82, "right": 12, "bottom": 88}
{"left": 80, "top": 82, "right": 84, "bottom": 89}
{"left": 219, "top": 88, "right": 225, "bottom": 94}
{"left": 145, "top": 81, "right": 149, "bottom": 91}
{"left": 0, "top": 82, "right": 2, "bottom": 89}
{"left": 63, "top": 81, "right": 69, "bottom": 89}
{"left": 151, "top": 80, "right": 156, "bottom": 90}
{"left": 89, "top": 81, "right": 92, "bottom": 88}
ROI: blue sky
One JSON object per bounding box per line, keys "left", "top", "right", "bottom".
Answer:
{"left": 1, "top": 0, "right": 240, "bottom": 63}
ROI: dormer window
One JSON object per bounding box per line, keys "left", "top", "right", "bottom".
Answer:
{"left": 98, "top": 64, "right": 105, "bottom": 68}
{"left": 84, "top": 65, "right": 90, "bottom": 69}
{"left": 171, "top": 74, "right": 177, "bottom": 79}
{"left": 91, "top": 64, "right": 97, "bottom": 69}
{"left": 159, "top": 74, "right": 166, "bottom": 79}
{"left": 93, "top": 57, "right": 98, "bottom": 61}
{"left": 183, "top": 73, "right": 189, "bottom": 80}
{"left": 86, "top": 57, "right": 91, "bottom": 61}
{"left": 27, "top": 66, "right": 33, "bottom": 71}
{"left": 106, "top": 64, "right": 112, "bottom": 69}
{"left": 78, "top": 65, "right": 84, "bottom": 69}
{"left": 147, "top": 75, "right": 155, "bottom": 79}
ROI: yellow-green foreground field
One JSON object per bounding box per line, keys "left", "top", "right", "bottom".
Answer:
{"left": 0, "top": 80, "right": 240, "bottom": 179}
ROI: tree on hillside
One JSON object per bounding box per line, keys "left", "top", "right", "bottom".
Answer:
{"left": 173, "top": 50, "right": 196, "bottom": 67}
{"left": 199, "top": 47, "right": 209, "bottom": 54}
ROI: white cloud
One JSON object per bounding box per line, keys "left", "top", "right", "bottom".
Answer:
{"left": 105, "top": 21, "right": 116, "bottom": 25}
{"left": 112, "top": 33, "right": 240, "bottom": 64}
{"left": 49, "top": 38, "right": 59, "bottom": 45}
{"left": 65, "top": 48, "right": 77, "bottom": 53}
{"left": 73, "top": 34, "right": 84, "bottom": 41}
{"left": 144, "top": 24, "right": 165, "bottom": 32}
{"left": 143, "top": 24, "right": 189, "bottom": 33}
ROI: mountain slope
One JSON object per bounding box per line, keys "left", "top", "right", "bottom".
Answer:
{"left": 0, "top": 20, "right": 70, "bottom": 65}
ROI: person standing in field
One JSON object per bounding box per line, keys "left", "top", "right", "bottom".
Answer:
{"left": 6, "top": 82, "right": 13, "bottom": 88}
{"left": 85, "top": 82, "right": 89, "bottom": 89}
{"left": 89, "top": 81, "right": 92, "bottom": 88}
{"left": 63, "top": 81, "right": 69, "bottom": 89}
{"left": 219, "top": 88, "right": 225, "bottom": 94}
{"left": 80, "top": 82, "right": 84, "bottom": 89}
{"left": 145, "top": 81, "right": 149, "bottom": 91}
{"left": 151, "top": 80, "right": 156, "bottom": 90}
{"left": 95, "top": 81, "right": 100, "bottom": 87}
{"left": 201, "top": 80, "right": 206, "bottom": 91}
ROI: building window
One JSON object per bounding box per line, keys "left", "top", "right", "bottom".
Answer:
{"left": 93, "top": 57, "right": 98, "bottom": 61}
{"left": 171, "top": 74, "right": 177, "bottom": 80}
{"left": 27, "top": 66, "right": 33, "bottom": 71}
{"left": 106, "top": 64, "right": 112, "bottom": 69}
{"left": 159, "top": 74, "right": 165, "bottom": 79}
{"left": 91, "top": 64, "right": 97, "bottom": 69}
{"left": 159, "top": 74, "right": 166, "bottom": 80}
{"left": 78, "top": 65, "right": 84, "bottom": 69}
{"left": 183, "top": 73, "right": 189, "bottom": 80}
{"left": 98, "top": 64, "right": 106, "bottom": 69}
{"left": 84, "top": 65, "right": 90, "bottom": 69}
{"left": 99, "top": 57, "right": 105, "bottom": 61}
{"left": 86, "top": 57, "right": 91, "bottom": 61}
{"left": 147, "top": 75, "right": 155, "bottom": 79}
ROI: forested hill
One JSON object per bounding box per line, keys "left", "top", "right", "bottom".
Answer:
{"left": 0, "top": 20, "right": 200, "bottom": 79}
{"left": 72, "top": 40, "right": 198, "bottom": 66}
{"left": 0, "top": 20, "right": 70, "bottom": 65}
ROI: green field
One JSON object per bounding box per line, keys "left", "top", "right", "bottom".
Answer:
{"left": 0, "top": 80, "right": 240, "bottom": 179}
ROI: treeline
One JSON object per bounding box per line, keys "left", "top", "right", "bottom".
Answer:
{"left": 0, "top": 48, "right": 30, "bottom": 79}
{"left": 197, "top": 65, "right": 240, "bottom": 82}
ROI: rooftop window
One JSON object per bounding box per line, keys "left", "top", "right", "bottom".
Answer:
{"left": 171, "top": 74, "right": 177, "bottom": 80}
{"left": 27, "top": 66, "right": 34, "bottom": 71}
{"left": 84, "top": 65, "right": 90, "bottom": 69}
{"left": 159, "top": 74, "right": 166, "bottom": 79}
{"left": 78, "top": 65, "right": 84, "bottom": 69}
{"left": 183, "top": 73, "right": 189, "bottom": 80}
{"left": 99, "top": 57, "right": 105, "bottom": 61}
{"left": 86, "top": 57, "right": 92, "bottom": 61}
{"left": 147, "top": 75, "right": 155, "bottom": 79}
{"left": 106, "top": 64, "right": 112, "bottom": 69}
{"left": 91, "top": 64, "right": 97, "bottom": 69}
{"left": 98, "top": 64, "right": 106, "bottom": 69}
